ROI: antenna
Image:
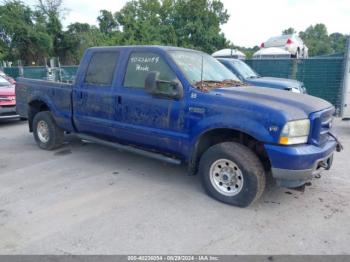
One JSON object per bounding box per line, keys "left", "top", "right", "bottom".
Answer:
{"left": 200, "top": 55, "right": 204, "bottom": 89}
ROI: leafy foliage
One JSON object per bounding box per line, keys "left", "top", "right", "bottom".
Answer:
{"left": 0, "top": 0, "right": 231, "bottom": 64}
{"left": 282, "top": 27, "right": 296, "bottom": 35}
{"left": 329, "top": 32, "right": 348, "bottom": 54}
{"left": 299, "top": 24, "right": 332, "bottom": 56}
{"left": 0, "top": 0, "right": 52, "bottom": 64}
{"left": 97, "top": 10, "right": 119, "bottom": 35}
{"left": 56, "top": 23, "right": 109, "bottom": 64}
{"left": 0, "top": 1, "right": 348, "bottom": 65}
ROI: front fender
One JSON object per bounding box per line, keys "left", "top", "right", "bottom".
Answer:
{"left": 190, "top": 115, "right": 276, "bottom": 147}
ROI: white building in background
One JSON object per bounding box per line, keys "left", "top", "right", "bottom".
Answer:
{"left": 212, "top": 49, "right": 246, "bottom": 60}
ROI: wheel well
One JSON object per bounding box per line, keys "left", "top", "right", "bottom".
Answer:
{"left": 189, "top": 128, "right": 271, "bottom": 174}
{"left": 28, "top": 100, "right": 50, "bottom": 132}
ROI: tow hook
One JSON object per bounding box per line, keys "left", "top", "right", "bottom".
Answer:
{"left": 328, "top": 132, "right": 343, "bottom": 152}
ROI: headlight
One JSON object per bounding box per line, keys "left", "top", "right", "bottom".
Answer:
{"left": 279, "top": 119, "right": 310, "bottom": 145}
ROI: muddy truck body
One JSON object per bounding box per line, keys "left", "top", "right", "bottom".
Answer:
{"left": 16, "top": 46, "right": 342, "bottom": 207}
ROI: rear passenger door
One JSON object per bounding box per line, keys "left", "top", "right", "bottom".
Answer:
{"left": 73, "top": 51, "right": 120, "bottom": 138}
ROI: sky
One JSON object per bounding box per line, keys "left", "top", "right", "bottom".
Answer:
{"left": 25, "top": 0, "right": 350, "bottom": 48}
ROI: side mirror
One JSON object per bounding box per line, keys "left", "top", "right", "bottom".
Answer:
{"left": 145, "top": 71, "right": 159, "bottom": 94}
{"left": 145, "top": 71, "right": 183, "bottom": 100}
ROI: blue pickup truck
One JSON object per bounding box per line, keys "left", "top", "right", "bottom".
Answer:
{"left": 16, "top": 46, "right": 342, "bottom": 207}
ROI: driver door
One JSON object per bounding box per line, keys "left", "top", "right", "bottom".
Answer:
{"left": 116, "top": 51, "right": 188, "bottom": 155}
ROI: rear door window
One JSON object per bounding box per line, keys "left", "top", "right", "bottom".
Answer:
{"left": 84, "top": 52, "right": 119, "bottom": 86}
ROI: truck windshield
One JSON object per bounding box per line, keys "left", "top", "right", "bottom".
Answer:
{"left": 169, "top": 50, "right": 242, "bottom": 91}
{"left": 230, "top": 60, "right": 259, "bottom": 79}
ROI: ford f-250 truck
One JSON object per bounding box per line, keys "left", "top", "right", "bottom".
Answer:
{"left": 16, "top": 46, "right": 342, "bottom": 207}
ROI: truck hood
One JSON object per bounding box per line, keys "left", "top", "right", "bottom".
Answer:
{"left": 212, "top": 86, "right": 332, "bottom": 120}
{"left": 245, "top": 77, "right": 302, "bottom": 90}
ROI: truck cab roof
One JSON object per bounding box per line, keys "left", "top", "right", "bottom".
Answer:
{"left": 86, "top": 45, "right": 202, "bottom": 53}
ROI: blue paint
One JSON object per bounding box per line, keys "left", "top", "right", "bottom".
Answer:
{"left": 16, "top": 46, "right": 338, "bottom": 176}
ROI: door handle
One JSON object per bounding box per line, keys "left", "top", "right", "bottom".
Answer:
{"left": 117, "top": 95, "right": 122, "bottom": 104}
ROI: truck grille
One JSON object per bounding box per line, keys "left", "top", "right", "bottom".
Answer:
{"left": 310, "top": 107, "right": 334, "bottom": 146}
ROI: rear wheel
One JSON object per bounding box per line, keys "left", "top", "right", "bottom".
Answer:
{"left": 33, "top": 111, "right": 64, "bottom": 150}
{"left": 199, "top": 142, "right": 266, "bottom": 207}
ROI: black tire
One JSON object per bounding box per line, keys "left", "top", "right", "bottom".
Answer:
{"left": 32, "top": 111, "right": 64, "bottom": 150}
{"left": 199, "top": 142, "right": 266, "bottom": 207}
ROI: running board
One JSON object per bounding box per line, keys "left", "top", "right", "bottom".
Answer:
{"left": 77, "top": 134, "right": 182, "bottom": 165}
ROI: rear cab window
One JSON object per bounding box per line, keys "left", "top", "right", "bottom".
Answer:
{"left": 84, "top": 52, "right": 119, "bottom": 87}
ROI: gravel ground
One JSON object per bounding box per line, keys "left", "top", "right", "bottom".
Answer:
{"left": 0, "top": 119, "right": 349, "bottom": 255}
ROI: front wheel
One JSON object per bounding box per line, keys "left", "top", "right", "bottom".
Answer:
{"left": 199, "top": 142, "right": 266, "bottom": 207}
{"left": 33, "top": 111, "right": 64, "bottom": 150}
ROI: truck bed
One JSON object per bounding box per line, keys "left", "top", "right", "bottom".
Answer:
{"left": 16, "top": 78, "right": 74, "bottom": 132}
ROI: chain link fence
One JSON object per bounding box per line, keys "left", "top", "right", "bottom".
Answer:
{"left": 2, "top": 66, "right": 77, "bottom": 83}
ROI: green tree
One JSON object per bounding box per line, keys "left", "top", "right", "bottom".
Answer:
{"left": 329, "top": 32, "right": 347, "bottom": 54}
{"left": 116, "top": 0, "right": 165, "bottom": 45}
{"left": 282, "top": 27, "right": 296, "bottom": 35}
{"left": 57, "top": 23, "right": 108, "bottom": 64}
{"left": 0, "top": 0, "right": 231, "bottom": 63}
{"left": 115, "top": 0, "right": 229, "bottom": 52}
{"left": 0, "top": 0, "right": 52, "bottom": 64}
{"left": 97, "top": 10, "right": 119, "bottom": 34}
{"left": 36, "top": 0, "right": 65, "bottom": 58}
{"left": 171, "top": 0, "right": 229, "bottom": 53}
{"left": 299, "top": 24, "right": 332, "bottom": 56}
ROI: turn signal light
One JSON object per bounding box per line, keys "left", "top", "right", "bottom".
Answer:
{"left": 279, "top": 137, "right": 289, "bottom": 145}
